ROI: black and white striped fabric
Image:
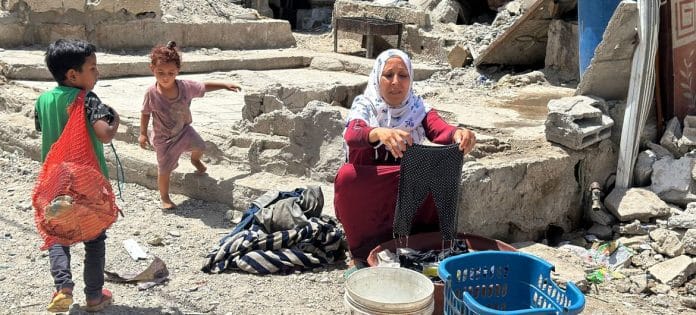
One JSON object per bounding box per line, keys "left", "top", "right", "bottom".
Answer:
{"left": 202, "top": 216, "right": 344, "bottom": 274}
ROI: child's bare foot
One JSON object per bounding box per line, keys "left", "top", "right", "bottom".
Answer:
{"left": 160, "top": 197, "right": 176, "bottom": 210}
{"left": 192, "top": 159, "right": 207, "bottom": 175}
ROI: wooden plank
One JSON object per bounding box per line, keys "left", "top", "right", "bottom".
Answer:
{"left": 474, "top": 0, "right": 558, "bottom": 67}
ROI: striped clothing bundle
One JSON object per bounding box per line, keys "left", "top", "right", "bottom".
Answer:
{"left": 202, "top": 216, "right": 344, "bottom": 274}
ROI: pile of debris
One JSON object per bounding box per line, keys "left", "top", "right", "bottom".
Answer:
{"left": 332, "top": 0, "right": 529, "bottom": 66}
{"left": 537, "top": 113, "right": 696, "bottom": 310}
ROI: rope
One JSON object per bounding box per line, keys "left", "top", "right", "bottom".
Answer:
{"left": 110, "top": 142, "right": 126, "bottom": 206}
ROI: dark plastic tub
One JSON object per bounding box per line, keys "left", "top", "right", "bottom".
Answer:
{"left": 367, "top": 232, "right": 517, "bottom": 315}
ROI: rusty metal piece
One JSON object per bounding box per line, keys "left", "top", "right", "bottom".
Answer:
{"left": 590, "top": 181, "right": 603, "bottom": 211}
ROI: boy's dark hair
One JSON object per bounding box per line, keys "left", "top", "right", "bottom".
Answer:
{"left": 45, "top": 39, "right": 97, "bottom": 84}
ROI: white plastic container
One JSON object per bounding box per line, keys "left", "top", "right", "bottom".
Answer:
{"left": 344, "top": 267, "right": 434, "bottom": 314}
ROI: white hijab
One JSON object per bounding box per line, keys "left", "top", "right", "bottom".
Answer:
{"left": 346, "top": 49, "right": 431, "bottom": 146}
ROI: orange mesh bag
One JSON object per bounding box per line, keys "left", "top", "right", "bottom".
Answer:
{"left": 33, "top": 91, "right": 120, "bottom": 250}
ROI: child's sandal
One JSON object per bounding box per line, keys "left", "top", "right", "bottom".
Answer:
{"left": 82, "top": 288, "right": 113, "bottom": 312}
{"left": 47, "top": 291, "right": 73, "bottom": 313}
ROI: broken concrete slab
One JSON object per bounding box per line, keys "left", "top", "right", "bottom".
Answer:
{"left": 668, "top": 213, "right": 696, "bottom": 230}
{"left": 446, "top": 45, "right": 471, "bottom": 68}
{"left": 545, "top": 95, "right": 614, "bottom": 150}
{"left": 634, "top": 150, "right": 656, "bottom": 186}
{"left": 647, "top": 255, "right": 696, "bottom": 288}
{"left": 545, "top": 19, "right": 579, "bottom": 82}
{"left": 683, "top": 229, "right": 696, "bottom": 255}
{"left": 475, "top": 0, "right": 574, "bottom": 67}
{"left": 660, "top": 117, "right": 683, "bottom": 157}
{"left": 650, "top": 157, "right": 696, "bottom": 205}
{"left": 649, "top": 228, "right": 685, "bottom": 258}
{"left": 431, "top": 0, "right": 461, "bottom": 24}
{"left": 0, "top": 48, "right": 445, "bottom": 81}
{"left": 576, "top": 1, "right": 637, "bottom": 100}
{"left": 333, "top": 0, "right": 430, "bottom": 28}
{"left": 1, "top": 0, "right": 291, "bottom": 50}
{"left": 604, "top": 187, "right": 671, "bottom": 222}
{"left": 682, "top": 115, "right": 696, "bottom": 144}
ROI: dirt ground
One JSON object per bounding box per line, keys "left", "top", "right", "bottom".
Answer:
{"left": 0, "top": 1, "right": 694, "bottom": 314}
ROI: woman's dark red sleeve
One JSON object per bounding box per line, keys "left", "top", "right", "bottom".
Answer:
{"left": 344, "top": 119, "right": 375, "bottom": 148}
{"left": 423, "top": 110, "right": 457, "bottom": 145}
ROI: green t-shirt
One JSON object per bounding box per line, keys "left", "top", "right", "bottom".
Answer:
{"left": 34, "top": 86, "right": 109, "bottom": 178}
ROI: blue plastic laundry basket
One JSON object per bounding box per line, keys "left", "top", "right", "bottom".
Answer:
{"left": 438, "top": 251, "right": 585, "bottom": 315}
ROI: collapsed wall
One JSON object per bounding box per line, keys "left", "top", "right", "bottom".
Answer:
{"left": 0, "top": 0, "right": 295, "bottom": 49}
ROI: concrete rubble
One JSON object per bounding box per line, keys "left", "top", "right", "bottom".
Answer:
{"left": 0, "top": 0, "right": 694, "bottom": 312}
{"left": 0, "top": 0, "right": 295, "bottom": 50}
{"left": 544, "top": 95, "right": 614, "bottom": 150}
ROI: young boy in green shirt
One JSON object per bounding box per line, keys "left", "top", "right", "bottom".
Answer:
{"left": 34, "top": 39, "right": 120, "bottom": 313}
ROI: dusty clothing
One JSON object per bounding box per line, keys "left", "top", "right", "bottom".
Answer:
{"left": 334, "top": 164, "right": 440, "bottom": 260}
{"left": 141, "top": 79, "right": 206, "bottom": 173}
{"left": 344, "top": 110, "right": 456, "bottom": 164}
{"left": 49, "top": 232, "right": 107, "bottom": 300}
{"left": 335, "top": 49, "right": 462, "bottom": 261}
{"left": 34, "top": 86, "right": 114, "bottom": 176}
{"left": 394, "top": 144, "right": 463, "bottom": 240}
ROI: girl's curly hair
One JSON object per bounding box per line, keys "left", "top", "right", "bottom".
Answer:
{"left": 150, "top": 40, "right": 181, "bottom": 68}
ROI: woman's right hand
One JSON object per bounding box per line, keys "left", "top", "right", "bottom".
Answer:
{"left": 138, "top": 134, "right": 150, "bottom": 149}
{"left": 369, "top": 127, "right": 413, "bottom": 158}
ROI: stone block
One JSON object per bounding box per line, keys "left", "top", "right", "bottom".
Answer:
{"left": 576, "top": 1, "right": 637, "bottom": 100}
{"left": 545, "top": 96, "right": 614, "bottom": 150}
{"left": 668, "top": 213, "right": 696, "bottom": 229}
{"left": 309, "top": 57, "right": 344, "bottom": 71}
{"left": 605, "top": 187, "right": 671, "bottom": 222}
{"left": 87, "top": 0, "right": 160, "bottom": 15}
{"left": 683, "top": 229, "right": 696, "bottom": 255}
{"left": 116, "top": 0, "right": 160, "bottom": 15}
{"left": 24, "top": 0, "right": 62, "bottom": 12}
{"left": 63, "top": 0, "right": 86, "bottom": 12}
{"left": 33, "top": 23, "right": 86, "bottom": 46}
{"left": 0, "top": 23, "right": 26, "bottom": 47}
{"left": 410, "top": 0, "right": 440, "bottom": 11}
{"left": 633, "top": 150, "right": 656, "bottom": 186}
{"left": 545, "top": 20, "right": 578, "bottom": 82}
{"left": 333, "top": 0, "right": 430, "bottom": 28}
{"left": 648, "top": 255, "right": 696, "bottom": 288}
{"left": 446, "top": 45, "right": 471, "bottom": 68}
{"left": 660, "top": 117, "right": 682, "bottom": 157}
{"left": 649, "top": 228, "right": 684, "bottom": 257}
{"left": 432, "top": 0, "right": 460, "bottom": 24}
{"left": 3, "top": 0, "right": 20, "bottom": 10}
{"left": 94, "top": 20, "right": 294, "bottom": 50}
{"left": 650, "top": 157, "right": 695, "bottom": 205}
{"left": 682, "top": 115, "right": 696, "bottom": 146}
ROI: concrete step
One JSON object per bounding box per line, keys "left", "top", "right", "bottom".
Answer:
{"left": 0, "top": 48, "right": 446, "bottom": 81}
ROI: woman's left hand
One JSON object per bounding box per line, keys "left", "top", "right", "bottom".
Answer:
{"left": 453, "top": 128, "right": 476, "bottom": 154}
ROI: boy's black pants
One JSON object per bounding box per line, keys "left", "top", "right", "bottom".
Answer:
{"left": 49, "top": 232, "right": 106, "bottom": 300}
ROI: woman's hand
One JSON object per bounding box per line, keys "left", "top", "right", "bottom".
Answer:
{"left": 453, "top": 128, "right": 476, "bottom": 154}
{"left": 369, "top": 127, "right": 413, "bottom": 158}
{"left": 138, "top": 134, "right": 150, "bottom": 149}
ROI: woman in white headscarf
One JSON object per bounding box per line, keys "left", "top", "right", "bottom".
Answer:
{"left": 334, "top": 49, "right": 475, "bottom": 268}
